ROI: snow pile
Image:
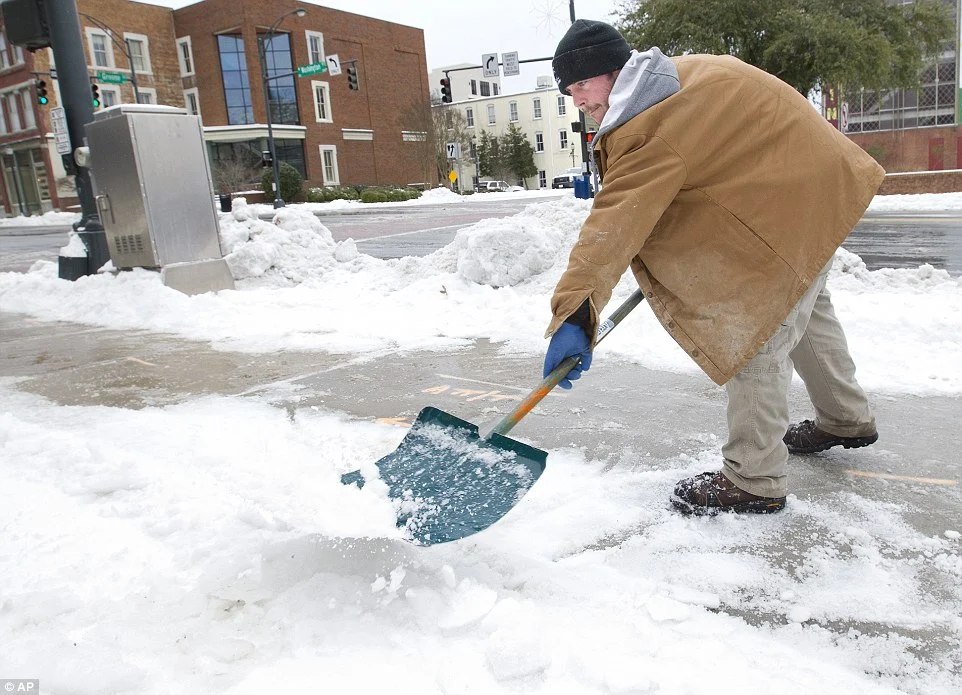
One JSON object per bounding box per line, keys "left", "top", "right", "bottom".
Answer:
{"left": 445, "top": 196, "right": 590, "bottom": 287}
{"left": 220, "top": 200, "right": 351, "bottom": 285}
{"left": 868, "top": 191, "right": 962, "bottom": 212}
{"left": 0, "top": 209, "right": 81, "bottom": 227}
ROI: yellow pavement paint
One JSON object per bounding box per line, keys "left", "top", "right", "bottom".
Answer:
{"left": 376, "top": 417, "right": 411, "bottom": 426}
{"left": 846, "top": 470, "right": 957, "bottom": 486}
{"left": 126, "top": 357, "right": 158, "bottom": 367}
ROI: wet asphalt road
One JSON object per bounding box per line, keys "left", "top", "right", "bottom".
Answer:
{"left": 0, "top": 204, "right": 959, "bottom": 275}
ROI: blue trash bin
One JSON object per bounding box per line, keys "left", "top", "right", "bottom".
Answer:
{"left": 573, "top": 174, "right": 591, "bottom": 199}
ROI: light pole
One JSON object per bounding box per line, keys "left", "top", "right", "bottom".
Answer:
{"left": 79, "top": 13, "right": 141, "bottom": 103}
{"left": 259, "top": 7, "right": 307, "bottom": 208}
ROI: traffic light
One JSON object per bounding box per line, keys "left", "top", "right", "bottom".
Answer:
{"left": 440, "top": 77, "right": 452, "bottom": 103}
{"left": 91, "top": 82, "right": 101, "bottom": 108}
{"left": 585, "top": 131, "right": 596, "bottom": 145}
{"left": 346, "top": 65, "right": 358, "bottom": 91}
{"left": 35, "top": 79, "right": 48, "bottom": 105}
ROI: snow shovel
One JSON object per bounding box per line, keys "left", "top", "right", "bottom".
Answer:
{"left": 342, "top": 289, "right": 646, "bottom": 545}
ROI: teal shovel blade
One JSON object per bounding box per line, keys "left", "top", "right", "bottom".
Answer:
{"left": 341, "top": 407, "right": 546, "bottom": 545}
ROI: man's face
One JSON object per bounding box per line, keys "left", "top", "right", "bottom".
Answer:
{"left": 567, "top": 71, "right": 619, "bottom": 123}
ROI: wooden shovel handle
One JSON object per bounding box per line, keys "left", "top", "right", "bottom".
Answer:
{"left": 488, "top": 289, "right": 646, "bottom": 437}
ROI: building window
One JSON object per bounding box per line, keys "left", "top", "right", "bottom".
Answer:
{"left": 538, "top": 170, "right": 546, "bottom": 188}
{"left": 312, "top": 80, "right": 332, "bottom": 122}
{"left": 465, "top": 107, "right": 474, "bottom": 127}
{"left": 184, "top": 88, "right": 200, "bottom": 116}
{"left": 470, "top": 79, "right": 477, "bottom": 95}
{"left": 86, "top": 29, "right": 112, "bottom": 68}
{"left": 258, "top": 32, "right": 299, "bottom": 125}
{"left": 535, "top": 132, "right": 544, "bottom": 152}
{"left": 124, "top": 34, "right": 150, "bottom": 73}
{"left": 319, "top": 145, "right": 339, "bottom": 185}
{"left": 0, "top": 101, "right": 7, "bottom": 134}
{"left": 218, "top": 34, "right": 253, "bottom": 125}
{"left": 136, "top": 88, "right": 156, "bottom": 105}
{"left": 557, "top": 95, "right": 566, "bottom": 116}
{"left": 487, "top": 103, "right": 496, "bottom": 125}
{"left": 101, "top": 86, "right": 120, "bottom": 108}
{"left": 509, "top": 101, "right": 518, "bottom": 122}
{"left": 306, "top": 31, "right": 324, "bottom": 65}
{"left": 0, "top": 32, "right": 10, "bottom": 69}
{"left": 493, "top": 84, "right": 499, "bottom": 96}
{"left": 176, "top": 37, "right": 194, "bottom": 76}
{"left": 532, "top": 98, "right": 542, "bottom": 119}
{"left": 5, "top": 93, "right": 21, "bottom": 131}
{"left": 480, "top": 81, "right": 490, "bottom": 97}
{"left": 559, "top": 130, "right": 568, "bottom": 149}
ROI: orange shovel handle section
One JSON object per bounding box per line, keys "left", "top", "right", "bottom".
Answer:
{"left": 489, "top": 289, "right": 645, "bottom": 438}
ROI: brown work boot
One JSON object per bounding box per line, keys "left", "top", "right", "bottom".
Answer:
{"left": 671, "top": 471, "right": 786, "bottom": 516}
{"left": 784, "top": 419, "right": 878, "bottom": 455}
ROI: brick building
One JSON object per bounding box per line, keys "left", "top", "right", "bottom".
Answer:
{"left": 0, "top": 0, "right": 433, "bottom": 215}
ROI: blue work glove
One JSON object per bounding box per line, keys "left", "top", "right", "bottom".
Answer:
{"left": 543, "top": 322, "right": 593, "bottom": 389}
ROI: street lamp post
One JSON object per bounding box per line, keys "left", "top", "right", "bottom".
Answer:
{"left": 80, "top": 13, "right": 141, "bottom": 103}
{"left": 259, "top": 7, "right": 307, "bottom": 208}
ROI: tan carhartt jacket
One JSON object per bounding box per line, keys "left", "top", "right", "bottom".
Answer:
{"left": 546, "top": 52, "right": 885, "bottom": 385}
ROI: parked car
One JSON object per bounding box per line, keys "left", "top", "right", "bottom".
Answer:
{"left": 551, "top": 167, "right": 585, "bottom": 189}
{"left": 477, "top": 180, "right": 510, "bottom": 192}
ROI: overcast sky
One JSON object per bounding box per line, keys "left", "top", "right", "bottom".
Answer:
{"left": 153, "top": 0, "right": 623, "bottom": 92}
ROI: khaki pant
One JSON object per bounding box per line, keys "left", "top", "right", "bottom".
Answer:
{"left": 721, "top": 259, "right": 876, "bottom": 497}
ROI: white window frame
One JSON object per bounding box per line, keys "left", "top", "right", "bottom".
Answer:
{"left": 312, "top": 80, "right": 332, "bottom": 122}
{"left": 532, "top": 98, "right": 542, "bottom": 119}
{"left": 100, "top": 85, "right": 121, "bottom": 108}
{"left": 557, "top": 95, "right": 567, "bottom": 116}
{"left": 306, "top": 31, "right": 325, "bottom": 65}
{"left": 5, "top": 92, "right": 21, "bottom": 131}
{"left": 176, "top": 37, "right": 194, "bottom": 77}
{"left": 183, "top": 88, "right": 200, "bottom": 116}
{"left": 135, "top": 87, "right": 157, "bottom": 105}
{"left": 0, "top": 101, "right": 7, "bottom": 134}
{"left": 535, "top": 132, "right": 544, "bottom": 152}
{"left": 123, "top": 33, "right": 151, "bottom": 74}
{"left": 19, "top": 89, "right": 34, "bottom": 129}
{"left": 465, "top": 107, "right": 474, "bottom": 128}
{"left": 319, "top": 145, "right": 340, "bottom": 185}
{"left": 85, "top": 28, "right": 114, "bottom": 69}
{"left": 559, "top": 129, "right": 568, "bottom": 150}
{"left": 509, "top": 101, "right": 518, "bottom": 122}
{"left": 538, "top": 170, "right": 547, "bottom": 188}
{"left": 487, "top": 103, "right": 496, "bottom": 125}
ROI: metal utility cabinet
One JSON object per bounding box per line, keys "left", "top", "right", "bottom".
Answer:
{"left": 84, "top": 104, "right": 234, "bottom": 294}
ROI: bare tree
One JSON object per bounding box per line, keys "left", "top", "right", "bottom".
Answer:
{"left": 431, "top": 106, "right": 472, "bottom": 190}
{"left": 399, "top": 99, "right": 439, "bottom": 188}
{"left": 211, "top": 150, "right": 260, "bottom": 195}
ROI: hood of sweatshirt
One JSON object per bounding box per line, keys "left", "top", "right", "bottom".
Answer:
{"left": 596, "top": 47, "right": 680, "bottom": 139}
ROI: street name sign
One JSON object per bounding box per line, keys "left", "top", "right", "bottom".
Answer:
{"left": 296, "top": 62, "right": 328, "bottom": 77}
{"left": 96, "top": 71, "right": 126, "bottom": 84}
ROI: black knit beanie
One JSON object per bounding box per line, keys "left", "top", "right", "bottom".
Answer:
{"left": 552, "top": 19, "right": 632, "bottom": 93}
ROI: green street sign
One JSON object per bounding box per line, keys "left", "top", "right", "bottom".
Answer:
{"left": 296, "top": 62, "right": 328, "bottom": 78}
{"left": 96, "top": 71, "right": 127, "bottom": 84}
